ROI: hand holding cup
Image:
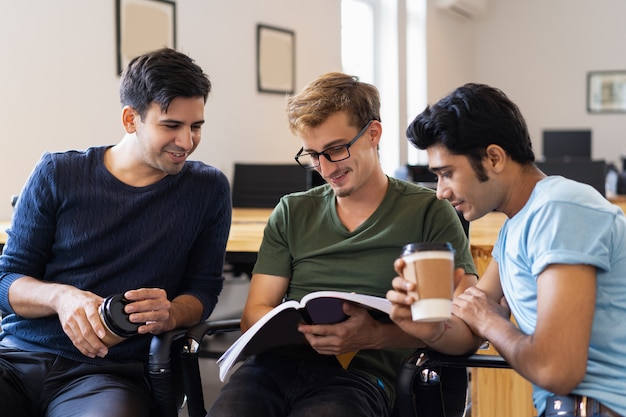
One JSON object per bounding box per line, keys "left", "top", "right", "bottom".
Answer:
{"left": 400, "top": 242, "right": 455, "bottom": 322}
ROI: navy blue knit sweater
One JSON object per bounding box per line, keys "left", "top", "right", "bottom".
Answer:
{"left": 0, "top": 146, "right": 231, "bottom": 364}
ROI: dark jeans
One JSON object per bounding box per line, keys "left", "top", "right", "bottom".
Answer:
{"left": 208, "top": 351, "right": 390, "bottom": 417}
{"left": 0, "top": 347, "right": 151, "bottom": 417}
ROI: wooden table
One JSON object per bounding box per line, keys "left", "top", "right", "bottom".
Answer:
{"left": 224, "top": 208, "right": 272, "bottom": 275}
{"left": 226, "top": 208, "right": 271, "bottom": 254}
{"left": 611, "top": 196, "right": 626, "bottom": 213}
{"left": 0, "top": 221, "right": 8, "bottom": 248}
{"left": 468, "top": 211, "right": 507, "bottom": 275}
{"left": 0, "top": 209, "right": 272, "bottom": 255}
{"left": 3, "top": 201, "right": 625, "bottom": 251}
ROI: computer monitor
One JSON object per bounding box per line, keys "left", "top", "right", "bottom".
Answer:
{"left": 407, "top": 165, "right": 437, "bottom": 188}
{"left": 536, "top": 159, "right": 606, "bottom": 196}
{"left": 542, "top": 130, "right": 592, "bottom": 161}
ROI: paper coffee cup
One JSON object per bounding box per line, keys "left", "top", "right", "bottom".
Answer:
{"left": 401, "top": 242, "right": 455, "bottom": 322}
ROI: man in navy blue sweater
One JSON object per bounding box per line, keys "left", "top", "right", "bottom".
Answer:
{"left": 0, "top": 48, "right": 231, "bottom": 416}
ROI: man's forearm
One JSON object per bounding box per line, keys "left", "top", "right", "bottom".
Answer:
{"left": 420, "top": 316, "right": 484, "bottom": 355}
{"left": 374, "top": 322, "right": 426, "bottom": 349}
{"left": 8, "top": 276, "right": 71, "bottom": 318}
{"left": 168, "top": 294, "right": 204, "bottom": 330}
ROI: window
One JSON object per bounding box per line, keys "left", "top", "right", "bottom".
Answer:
{"left": 405, "top": 0, "right": 428, "bottom": 166}
{"left": 342, "top": 0, "right": 428, "bottom": 175}
{"left": 341, "top": 0, "right": 375, "bottom": 84}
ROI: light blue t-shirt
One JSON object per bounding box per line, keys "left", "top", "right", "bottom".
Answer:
{"left": 493, "top": 176, "right": 626, "bottom": 416}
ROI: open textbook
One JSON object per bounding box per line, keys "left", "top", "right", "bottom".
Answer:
{"left": 216, "top": 290, "right": 392, "bottom": 381}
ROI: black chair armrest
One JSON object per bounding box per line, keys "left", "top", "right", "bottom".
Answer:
{"left": 393, "top": 348, "right": 511, "bottom": 417}
{"left": 147, "top": 319, "right": 241, "bottom": 417}
{"left": 409, "top": 349, "right": 511, "bottom": 369}
{"left": 181, "top": 319, "right": 241, "bottom": 417}
{"left": 149, "top": 329, "right": 188, "bottom": 373}
{"left": 183, "top": 318, "right": 242, "bottom": 355}
{"left": 148, "top": 328, "right": 188, "bottom": 417}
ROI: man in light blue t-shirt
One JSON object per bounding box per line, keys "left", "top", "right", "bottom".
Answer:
{"left": 387, "top": 83, "right": 626, "bottom": 417}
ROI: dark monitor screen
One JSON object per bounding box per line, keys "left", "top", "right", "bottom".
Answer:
{"left": 542, "top": 130, "right": 591, "bottom": 161}
{"left": 232, "top": 163, "right": 314, "bottom": 208}
{"left": 536, "top": 160, "right": 606, "bottom": 196}
{"left": 407, "top": 165, "right": 437, "bottom": 183}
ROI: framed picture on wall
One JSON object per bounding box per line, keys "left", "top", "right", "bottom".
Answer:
{"left": 116, "top": 0, "right": 176, "bottom": 75}
{"left": 257, "top": 24, "right": 295, "bottom": 94}
{"left": 587, "top": 70, "right": 626, "bottom": 113}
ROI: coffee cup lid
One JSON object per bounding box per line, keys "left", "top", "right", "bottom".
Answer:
{"left": 101, "top": 294, "right": 140, "bottom": 337}
{"left": 401, "top": 242, "right": 454, "bottom": 256}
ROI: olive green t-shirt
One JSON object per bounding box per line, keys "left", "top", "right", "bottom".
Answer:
{"left": 252, "top": 176, "right": 476, "bottom": 403}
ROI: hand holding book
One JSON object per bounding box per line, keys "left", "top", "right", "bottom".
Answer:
{"left": 297, "top": 300, "right": 390, "bottom": 368}
{"left": 216, "top": 291, "right": 391, "bottom": 381}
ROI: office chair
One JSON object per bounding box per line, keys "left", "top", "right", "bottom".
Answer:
{"left": 228, "top": 163, "right": 323, "bottom": 277}
{"left": 231, "top": 163, "right": 322, "bottom": 208}
{"left": 536, "top": 159, "right": 607, "bottom": 197}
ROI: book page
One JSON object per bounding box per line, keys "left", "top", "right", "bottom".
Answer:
{"left": 301, "top": 291, "right": 391, "bottom": 315}
{"left": 217, "top": 301, "right": 305, "bottom": 381}
{"left": 217, "top": 291, "right": 392, "bottom": 381}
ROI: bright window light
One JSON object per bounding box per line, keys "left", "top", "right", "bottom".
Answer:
{"left": 341, "top": 0, "right": 375, "bottom": 84}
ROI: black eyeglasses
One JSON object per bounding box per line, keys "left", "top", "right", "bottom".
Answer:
{"left": 294, "top": 120, "right": 374, "bottom": 169}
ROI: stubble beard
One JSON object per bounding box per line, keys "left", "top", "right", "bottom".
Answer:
{"left": 334, "top": 185, "right": 354, "bottom": 198}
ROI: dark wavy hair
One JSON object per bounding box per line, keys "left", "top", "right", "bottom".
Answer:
{"left": 406, "top": 83, "right": 534, "bottom": 180}
{"left": 119, "top": 48, "right": 211, "bottom": 120}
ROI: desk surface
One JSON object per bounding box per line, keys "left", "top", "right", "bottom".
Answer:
{"left": 0, "top": 210, "right": 273, "bottom": 252}
{"left": 213, "top": 199, "right": 626, "bottom": 253}
{"left": 3, "top": 199, "right": 626, "bottom": 251}
{"left": 225, "top": 207, "right": 509, "bottom": 253}
{"left": 469, "top": 212, "right": 507, "bottom": 248}
{"left": 0, "top": 209, "right": 272, "bottom": 253}
{"left": 0, "top": 220, "right": 8, "bottom": 246}
{"left": 226, "top": 208, "right": 272, "bottom": 253}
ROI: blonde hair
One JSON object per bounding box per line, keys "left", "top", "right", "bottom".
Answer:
{"left": 286, "top": 72, "right": 381, "bottom": 135}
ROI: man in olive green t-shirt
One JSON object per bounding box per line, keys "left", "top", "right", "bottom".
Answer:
{"left": 208, "top": 72, "right": 476, "bottom": 417}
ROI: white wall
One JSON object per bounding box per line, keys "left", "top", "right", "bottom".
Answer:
{"left": 426, "top": 0, "right": 626, "bottom": 166}
{"left": 425, "top": 0, "right": 476, "bottom": 103}
{"left": 0, "top": 0, "right": 341, "bottom": 219}
{"left": 2, "top": 0, "right": 626, "bottom": 220}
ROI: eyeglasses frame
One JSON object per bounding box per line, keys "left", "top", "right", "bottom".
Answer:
{"left": 294, "top": 120, "right": 375, "bottom": 169}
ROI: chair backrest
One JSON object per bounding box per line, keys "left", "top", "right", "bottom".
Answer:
{"left": 536, "top": 159, "right": 606, "bottom": 196}
{"left": 407, "top": 164, "right": 438, "bottom": 184}
{"left": 231, "top": 163, "right": 322, "bottom": 208}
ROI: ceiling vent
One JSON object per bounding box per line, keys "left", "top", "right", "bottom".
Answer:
{"left": 437, "top": 0, "right": 487, "bottom": 19}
